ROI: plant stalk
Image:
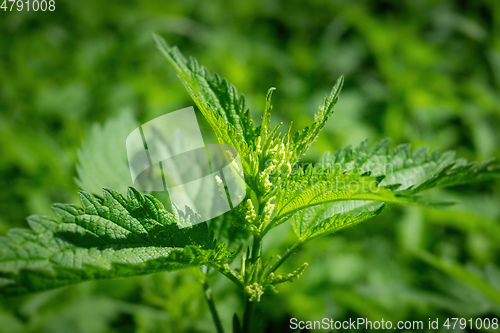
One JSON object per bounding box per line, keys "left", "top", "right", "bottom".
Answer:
{"left": 242, "top": 297, "right": 254, "bottom": 333}
{"left": 202, "top": 279, "right": 224, "bottom": 333}
{"left": 250, "top": 235, "right": 261, "bottom": 267}
{"left": 266, "top": 241, "right": 303, "bottom": 275}
{"left": 242, "top": 235, "right": 262, "bottom": 332}
{"left": 216, "top": 265, "right": 245, "bottom": 290}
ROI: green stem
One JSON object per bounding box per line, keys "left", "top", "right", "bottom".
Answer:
{"left": 266, "top": 241, "right": 303, "bottom": 275}
{"left": 242, "top": 235, "right": 262, "bottom": 332}
{"left": 250, "top": 236, "right": 261, "bottom": 266}
{"left": 242, "top": 298, "right": 254, "bottom": 333}
{"left": 202, "top": 279, "right": 224, "bottom": 333}
{"left": 215, "top": 265, "right": 245, "bottom": 290}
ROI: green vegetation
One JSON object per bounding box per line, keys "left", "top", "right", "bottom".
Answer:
{"left": 1, "top": 1, "right": 499, "bottom": 332}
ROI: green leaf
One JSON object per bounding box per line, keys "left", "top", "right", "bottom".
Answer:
{"left": 76, "top": 111, "right": 138, "bottom": 195}
{"left": 0, "top": 188, "right": 228, "bottom": 297}
{"left": 272, "top": 166, "right": 411, "bottom": 225}
{"left": 408, "top": 158, "right": 499, "bottom": 193}
{"left": 154, "top": 34, "right": 259, "bottom": 179}
{"left": 291, "top": 201, "right": 385, "bottom": 240}
{"left": 286, "top": 139, "right": 499, "bottom": 240}
{"left": 154, "top": 35, "right": 256, "bottom": 143}
{"left": 321, "top": 138, "right": 500, "bottom": 192}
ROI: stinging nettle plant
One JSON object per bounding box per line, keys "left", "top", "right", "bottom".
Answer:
{"left": 1, "top": 35, "right": 499, "bottom": 332}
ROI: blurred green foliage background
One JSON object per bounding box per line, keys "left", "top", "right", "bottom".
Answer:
{"left": 1, "top": 0, "right": 499, "bottom": 332}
